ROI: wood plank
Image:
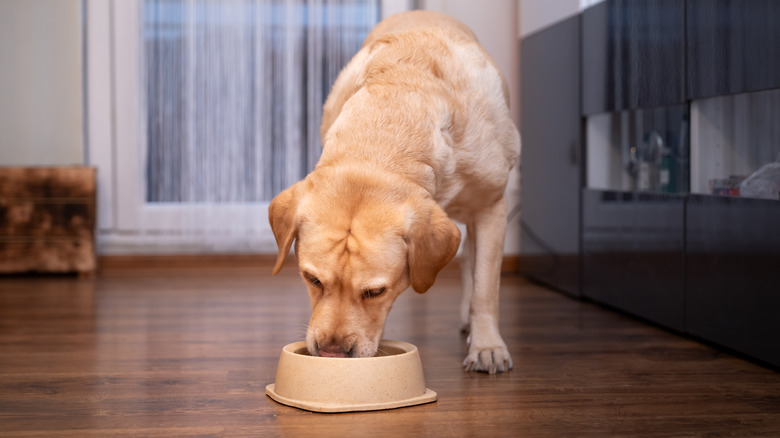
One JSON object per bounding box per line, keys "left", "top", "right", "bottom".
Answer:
{"left": 97, "top": 255, "right": 520, "bottom": 273}
{"left": 1, "top": 268, "right": 778, "bottom": 436}
{"left": 97, "top": 253, "right": 282, "bottom": 271}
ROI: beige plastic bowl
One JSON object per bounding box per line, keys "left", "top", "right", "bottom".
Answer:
{"left": 265, "top": 340, "right": 437, "bottom": 413}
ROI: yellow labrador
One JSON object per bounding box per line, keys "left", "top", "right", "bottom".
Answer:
{"left": 269, "top": 10, "right": 519, "bottom": 373}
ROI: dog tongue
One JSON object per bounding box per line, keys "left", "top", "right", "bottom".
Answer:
{"left": 319, "top": 345, "right": 349, "bottom": 358}
{"left": 319, "top": 351, "right": 348, "bottom": 358}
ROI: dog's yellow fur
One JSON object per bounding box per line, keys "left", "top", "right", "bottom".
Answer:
{"left": 269, "top": 10, "right": 519, "bottom": 373}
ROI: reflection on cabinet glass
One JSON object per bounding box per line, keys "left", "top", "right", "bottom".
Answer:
{"left": 691, "top": 88, "right": 780, "bottom": 200}
{"left": 586, "top": 105, "right": 689, "bottom": 194}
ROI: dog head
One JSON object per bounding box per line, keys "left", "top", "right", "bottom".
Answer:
{"left": 268, "top": 168, "right": 460, "bottom": 358}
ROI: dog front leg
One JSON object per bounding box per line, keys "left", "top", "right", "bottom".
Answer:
{"left": 462, "top": 198, "right": 513, "bottom": 374}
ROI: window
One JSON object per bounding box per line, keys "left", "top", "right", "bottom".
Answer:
{"left": 143, "top": 0, "right": 379, "bottom": 203}
{"left": 85, "top": 0, "right": 385, "bottom": 253}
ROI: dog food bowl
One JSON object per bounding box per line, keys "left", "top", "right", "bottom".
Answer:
{"left": 265, "top": 340, "right": 437, "bottom": 413}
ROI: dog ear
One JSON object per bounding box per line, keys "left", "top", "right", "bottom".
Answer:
{"left": 268, "top": 183, "right": 301, "bottom": 275}
{"left": 406, "top": 200, "right": 461, "bottom": 294}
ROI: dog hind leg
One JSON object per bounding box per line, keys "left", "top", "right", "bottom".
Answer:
{"left": 459, "top": 225, "right": 474, "bottom": 334}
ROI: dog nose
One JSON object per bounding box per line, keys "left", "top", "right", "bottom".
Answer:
{"left": 317, "top": 343, "right": 349, "bottom": 358}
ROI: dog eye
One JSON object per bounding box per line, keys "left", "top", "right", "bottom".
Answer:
{"left": 363, "top": 287, "right": 386, "bottom": 299}
{"left": 303, "top": 273, "right": 323, "bottom": 288}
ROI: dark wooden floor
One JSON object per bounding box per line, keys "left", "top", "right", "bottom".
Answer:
{"left": 1, "top": 263, "right": 779, "bottom": 437}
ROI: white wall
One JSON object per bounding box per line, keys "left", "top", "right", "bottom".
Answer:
{"left": 424, "top": 0, "right": 520, "bottom": 126}
{"left": 422, "top": 1, "right": 602, "bottom": 255}
{"left": 420, "top": 0, "right": 522, "bottom": 254}
{"left": 0, "top": 0, "right": 84, "bottom": 166}
{"left": 520, "top": 0, "right": 599, "bottom": 38}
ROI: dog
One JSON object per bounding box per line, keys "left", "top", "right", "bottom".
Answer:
{"left": 268, "top": 10, "right": 520, "bottom": 374}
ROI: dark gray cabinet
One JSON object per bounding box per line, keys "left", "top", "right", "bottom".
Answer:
{"left": 522, "top": 0, "right": 780, "bottom": 368}
{"left": 687, "top": 0, "right": 780, "bottom": 99}
{"left": 686, "top": 195, "right": 780, "bottom": 367}
{"left": 519, "top": 15, "right": 581, "bottom": 296}
{"left": 582, "top": 190, "right": 686, "bottom": 331}
{"left": 582, "top": 0, "right": 686, "bottom": 115}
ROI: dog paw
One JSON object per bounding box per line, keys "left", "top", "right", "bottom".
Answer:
{"left": 462, "top": 344, "right": 513, "bottom": 374}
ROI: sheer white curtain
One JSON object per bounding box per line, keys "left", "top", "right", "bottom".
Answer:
{"left": 144, "top": 0, "right": 379, "bottom": 203}
{"left": 87, "top": 0, "right": 382, "bottom": 253}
